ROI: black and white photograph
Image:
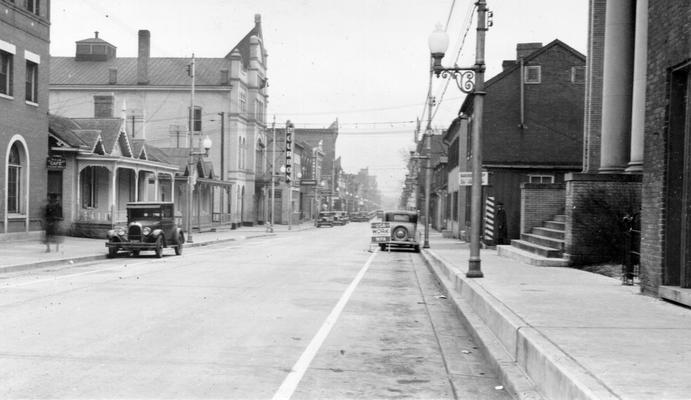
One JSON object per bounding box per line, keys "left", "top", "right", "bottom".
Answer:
{"left": 0, "top": 0, "right": 689, "bottom": 398}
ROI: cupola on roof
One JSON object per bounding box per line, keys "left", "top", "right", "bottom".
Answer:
{"left": 76, "top": 31, "right": 117, "bottom": 61}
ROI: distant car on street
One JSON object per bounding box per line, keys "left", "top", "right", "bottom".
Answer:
{"left": 351, "top": 212, "right": 370, "bottom": 222}
{"left": 106, "top": 202, "right": 185, "bottom": 258}
{"left": 332, "top": 211, "right": 348, "bottom": 225}
{"left": 315, "top": 211, "right": 335, "bottom": 228}
{"left": 379, "top": 210, "right": 420, "bottom": 252}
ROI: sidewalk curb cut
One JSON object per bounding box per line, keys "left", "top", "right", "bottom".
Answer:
{"left": 0, "top": 232, "right": 277, "bottom": 275}
{"left": 421, "top": 248, "right": 619, "bottom": 400}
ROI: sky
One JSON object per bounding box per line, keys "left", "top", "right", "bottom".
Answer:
{"left": 50, "top": 0, "right": 589, "bottom": 207}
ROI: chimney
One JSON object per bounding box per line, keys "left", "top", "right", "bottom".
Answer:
{"left": 108, "top": 68, "right": 117, "bottom": 84}
{"left": 516, "top": 42, "right": 542, "bottom": 59}
{"left": 137, "top": 30, "right": 150, "bottom": 85}
{"left": 502, "top": 60, "right": 515, "bottom": 71}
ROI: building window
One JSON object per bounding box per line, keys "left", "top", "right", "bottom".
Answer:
{"left": 24, "top": 0, "right": 39, "bottom": 15}
{"left": 255, "top": 100, "right": 264, "bottom": 123}
{"left": 189, "top": 106, "right": 202, "bottom": 132}
{"left": 240, "top": 91, "right": 247, "bottom": 113}
{"left": 94, "top": 95, "right": 114, "bottom": 117}
{"left": 528, "top": 174, "right": 554, "bottom": 184}
{"left": 7, "top": 143, "right": 22, "bottom": 213}
{"left": 524, "top": 65, "right": 541, "bottom": 84}
{"left": 0, "top": 50, "right": 13, "bottom": 97}
{"left": 571, "top": 66, "right": 586, "bottom": 84}
{"left": 25, "top": 60, "right": 38, "bottom": 103}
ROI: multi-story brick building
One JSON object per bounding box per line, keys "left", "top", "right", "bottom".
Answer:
{"left": 0, "top": 0, "right": 50, "bottom": 237}
{"left": 49, "top": 15, "right": 269, "bottom": 229}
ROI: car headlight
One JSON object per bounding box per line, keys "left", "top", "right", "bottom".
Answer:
{"left": 142, "top": 227, "right": 152, "bottom": 236}
{"left": 115, "top": 226, "right": 126, "bottom": 236}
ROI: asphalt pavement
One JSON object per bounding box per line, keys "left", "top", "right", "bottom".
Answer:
{"left": 2, "top": 224, "right": 689, "bottom": 400}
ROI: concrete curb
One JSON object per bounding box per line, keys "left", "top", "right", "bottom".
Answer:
{"left": 421, "top": 248, "right": 620, "bottom": 400}
{"left": 0, "top": 232, "right": 277, "bottom": 275}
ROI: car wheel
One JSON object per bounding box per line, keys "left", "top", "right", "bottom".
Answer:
{"left": 130, "top": 250, "right": 140, "bottom": 257}
{"left": 154, "top": 236, "right": 163, "bottom": 258}
{"left": 379, "top": 243, "right": 385, "bottom": 251}
{"left": 414, "top": 245, "right": 421, "bottom": 253}
{"left": 107, "top": 242, "right": 118, "bottom": 258}
{"left": 175, "top": 241, "right": 183, "bottom": 256}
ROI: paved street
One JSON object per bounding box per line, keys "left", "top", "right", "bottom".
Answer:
{"left": 0, "top": 223, "right": 508, "bottom": 399}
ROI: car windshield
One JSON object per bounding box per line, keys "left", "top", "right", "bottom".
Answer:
{"left": 129, "top": 209, "right": 162, "bottom": 219}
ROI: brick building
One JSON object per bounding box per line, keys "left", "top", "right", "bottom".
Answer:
{"left": 457, "top": 40, "right": 585, "bottom": 243}
{"left": 0, "top": 0, "right": 50, "bottom": 237}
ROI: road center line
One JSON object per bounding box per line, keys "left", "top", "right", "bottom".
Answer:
{"left": 271, "top": 250, "right": 378, "bottom": 400}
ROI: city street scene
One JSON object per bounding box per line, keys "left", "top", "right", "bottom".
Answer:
{"left": 1, "top": 0, "right": 690, "bottom": 399}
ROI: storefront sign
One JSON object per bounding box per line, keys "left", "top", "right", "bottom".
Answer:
{"left": 46, "top": 155, "right": 66, "bottom": 170}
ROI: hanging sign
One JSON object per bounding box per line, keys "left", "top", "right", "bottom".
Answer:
{"left": 46, "top": 155, "right": 66, "bottom": 170}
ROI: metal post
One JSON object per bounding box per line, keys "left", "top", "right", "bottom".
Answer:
{"left": 186, "top": 53, "right": 196, "bottom": 243}
{"left": 270, "top": 116, "right": 276, "bottom": 232}
{"left": 467, "top": 0, "right": 488, "bottom": 278}
{"left": 423, "top": 89, "right": 433, "bottom": 248}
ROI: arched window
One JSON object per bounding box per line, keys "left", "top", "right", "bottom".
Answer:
{"left": 7, "top": 143, "right": 23, "bottom": 214}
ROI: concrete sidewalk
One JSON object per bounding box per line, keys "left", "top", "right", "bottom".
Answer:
{"left": 421, "top": 231, "right": 691, "bottom": 400}
{"left": 0, "top": 223, "right": 313, "bottom": 274}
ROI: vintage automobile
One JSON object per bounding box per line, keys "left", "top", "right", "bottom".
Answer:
{"left": 379, "top": 210, "right": 421, "bottom": 252}
{"left": 106, "top": 202, "right": 185, "bottom": 258}
{"left": 351, "top": 211, "right": 370, "bottom": 222}
{"left": 332, "top": 211, "right": 348, "bottom": 226}
{"left": 315, "top": 211, "right": 335, "bottom": 228}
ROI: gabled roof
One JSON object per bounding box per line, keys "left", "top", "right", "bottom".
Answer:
{"left": 49, "top": 114, "right": 171, "bottom": 165}
{"left": 50, "top": 57, "right": 231, "bottom": 87}
{"left": 461, "top": 39, "right": 585, "bottom": 112}
{"left": 225, "top": 14, "right": 263, "bottom": 69}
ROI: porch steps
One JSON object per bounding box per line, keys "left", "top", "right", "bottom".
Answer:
{"left": 497, "top": 214, "right": 569, "bottom": 267}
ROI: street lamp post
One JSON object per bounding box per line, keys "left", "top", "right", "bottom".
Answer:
{"left": 429, "top": 0, "right": 490, "bottom": 278}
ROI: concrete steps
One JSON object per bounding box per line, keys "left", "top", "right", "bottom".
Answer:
{"left": 499, "top": 214, "right": 569, "bottom": 267}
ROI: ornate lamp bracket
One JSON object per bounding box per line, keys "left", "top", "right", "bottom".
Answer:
{"left": 435, "top": 67, "right": 477, "bottom": 94}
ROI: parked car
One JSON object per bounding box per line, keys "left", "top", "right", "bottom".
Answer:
{"left": 379, "top": 210, "right": 420, "bottom": 252}
{"left": 351, "top": 212, "right": 370, "bottom": 222}
{"left": 106, "top": 202, "right": 185, "bottom": 258}
{"left": 315, "top": 211, "right": 335, "bottom": 228}
{"left": 333, "top": 211, "right": 348, "bottom": 226}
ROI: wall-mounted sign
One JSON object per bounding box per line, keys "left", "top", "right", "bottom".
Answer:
{"left": 300, "top": 179, "right": 317, "bottom": 186}
{"left": 459, "top": 171, "right": 488, "bottom": 186}
{"left": 46, "top": 155, "right": 66, "bottom": 170}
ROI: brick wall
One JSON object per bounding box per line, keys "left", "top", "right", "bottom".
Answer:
{"left": 520, "top": 183, "right": 566, "bottom": 234}
{"left": 640, "top": 1, "right": 691, "bottom": 295}
{"left": 565, "top": 173, "right": 642, "bottom": 265}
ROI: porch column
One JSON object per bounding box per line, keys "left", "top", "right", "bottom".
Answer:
{"left": 154, "top": 172, "right": 159, "bottom": 200}
{"left": 599, "top": 0, "right": 635, "bottom": 173}
{"left": 134, "top": 168, "right": 140, "bottom": 201}
{"left": 626, "top": 0, "right": 647, "bottom": 173}
{"left": 111, "top": 167, "right": 117, "bottom": 222}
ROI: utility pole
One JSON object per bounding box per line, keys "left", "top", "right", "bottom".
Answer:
{"left": 186, "top": 53, "right": 196, "bottom": 243}
{"left": 466, "top": 0, "right": 489, "bottom": 278}
{"left": 269, "top": 115, "right": 276, "bottom": 233}
{"left": 423, "top": 90, "right": 434, "bottom": 249}
{"left": 218, "top": 111, "right": 225, "bottom": 225}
